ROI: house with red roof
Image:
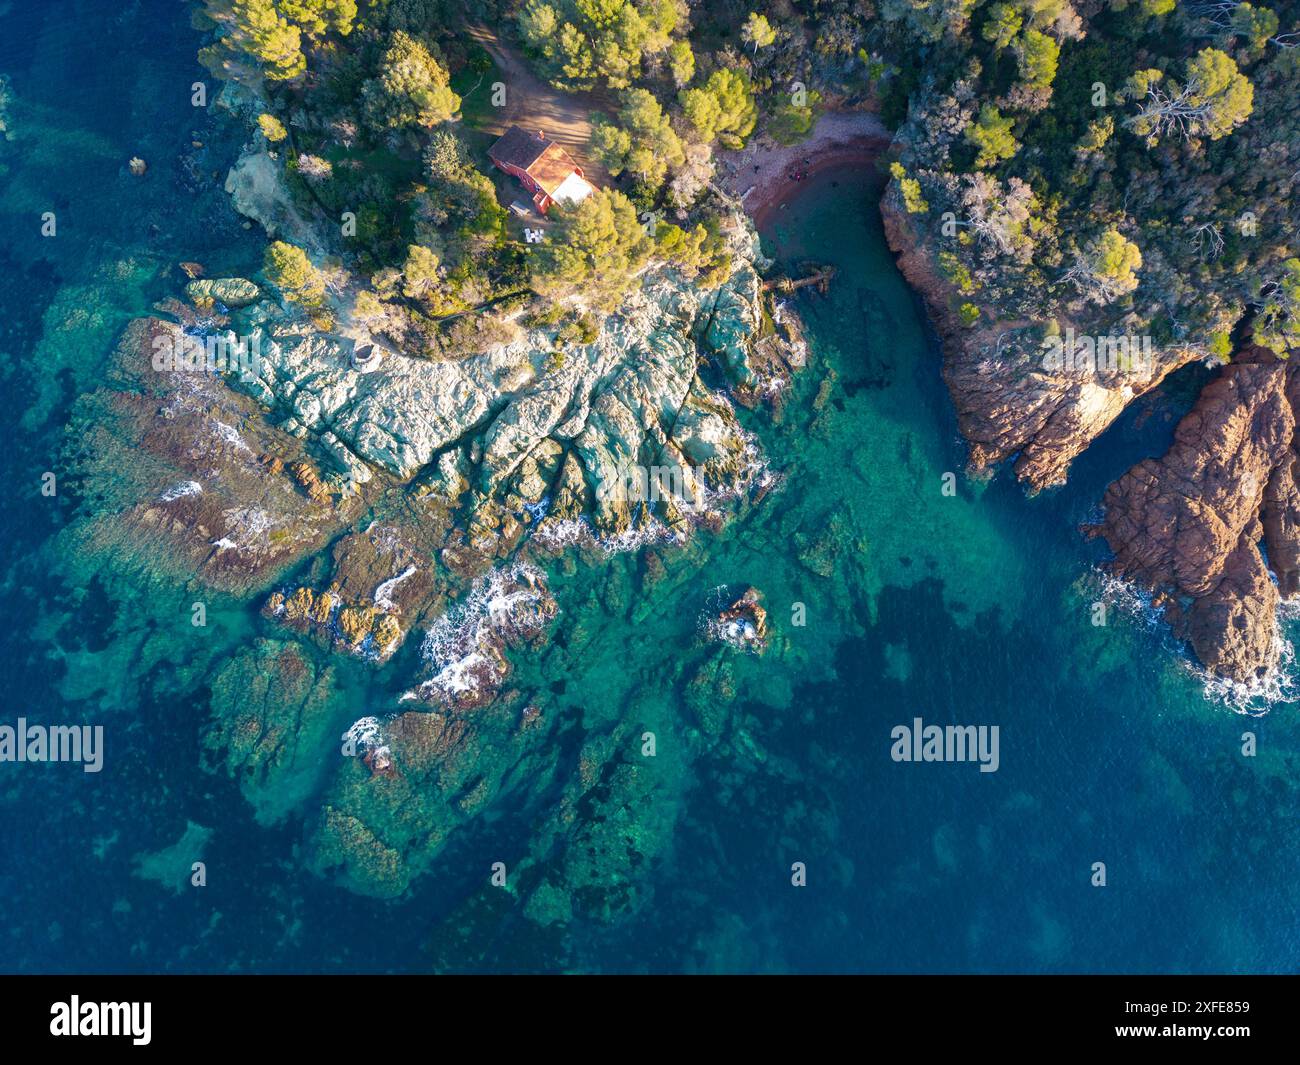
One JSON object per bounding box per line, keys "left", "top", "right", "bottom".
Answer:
{"left": 488, "top": 125, "right": 596, "bottom": 214}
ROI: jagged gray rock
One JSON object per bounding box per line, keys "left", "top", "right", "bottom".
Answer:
{"left": 223, "top": 245, "right": 790, "bottom": 545}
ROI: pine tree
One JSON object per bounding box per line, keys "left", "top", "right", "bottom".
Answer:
{"left": 362, "top": 31, "right": 461, "bottom": 131}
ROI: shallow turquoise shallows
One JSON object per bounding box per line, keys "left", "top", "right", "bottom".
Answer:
{"left": 2, "top": 0, "right": 1297, "bottom": 974}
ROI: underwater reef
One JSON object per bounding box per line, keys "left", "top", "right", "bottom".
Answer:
{"left": 54, "top": 185, "right": 807, "bottom": 910}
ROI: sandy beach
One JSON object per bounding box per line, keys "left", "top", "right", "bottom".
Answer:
{"left": 718, "top": 111, "right": 892, "bottom": 228}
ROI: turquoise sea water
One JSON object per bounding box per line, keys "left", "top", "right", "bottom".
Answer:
{"left": 2, "top": 0, "right": 1299, "bottom": 973}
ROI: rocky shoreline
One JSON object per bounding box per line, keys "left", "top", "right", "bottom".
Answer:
{"left": 881, "top": 197, "right": 1201, "bottom": 492}
{"left": 57, "top": 156, "right": 812, "bottom": 898}
{"left": 881, "top": 187, "right": 1294, "bottom": 685}
{"left": 1096, "top": 347, "right": 1299, "bottom": 685}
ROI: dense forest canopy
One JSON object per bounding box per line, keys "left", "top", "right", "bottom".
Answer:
{"left": 881, "top": 0, "right": 1300, "bottom": 363}
{"left": 192, "top": 0, "right": 1300, "bottom": 366}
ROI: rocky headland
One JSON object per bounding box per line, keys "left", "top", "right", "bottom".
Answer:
{"left": 220, "top": 226, "right": 793, "bottom": 554}
{"left": 881, "top": 198, "right": 1202, "bottom": 493}
{"left": 59, "top": 138, "right": 808, "bottom": 901}
{"left": 882, "top": 191, "right": 1294, "bottom": 687}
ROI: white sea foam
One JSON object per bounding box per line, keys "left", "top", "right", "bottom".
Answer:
{"left": 699, "top": 584, "right": 735, "bottom": 635}
{"left": 159, "top": 480, "right": 202, "bottom": 502}
{"left": 1092, "top": 571, "right": 1168, "bottom": 633}
{"left": 429, "top": 651, "right": 491, "bottom": 695}
{"left": 212, "top": 420, "right": 252, "bottom": 454}
{"left": 342, "top": 715, "right": 384, "bottom": 751}
{"left": 340, "top": 716, "right": 392, "bottom": 769}
{"left": 532, "top": 514, "right": 686, "bottom": 555}
{"left": 222, "top": 506, "right": 272, "bottom": 537}
{"left": 1192, "top": 596, "right": 1300, "bottom": 715}
{"left": 408, "top": 561, "right": 552, "bottom": 705}
{"left": 696, "top": 423, "right": 778, "bottom": 509}
{"left": 1190, "top": 629, "right": 1295, "bottom": 716}
{"left": 697, "top": 583, "right": 763, "bottom": 653}
{"left": 363, "top": 522, "right": 404, "bottom": 554}
{"left": 1093, "top": 569, "right": 1297, "bottom": 715}
{"left": 373, "top": 565, "right": 417, "bottom": 612}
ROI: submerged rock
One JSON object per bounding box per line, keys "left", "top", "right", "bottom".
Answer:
{"left": 185, "top": 277, "right": 261, "bottom": 308}
{"left": 131, "top": 821, "right": 211, "bottom": 895}
{"left": 56, "top": 318, "right": 359, "bottom": 595}
{"left": 686, "top": 651, "right": 738, "bottom": 736}
{"left": 306, "top": 691, "right": 557, "bottom": 897}
{"left": 203, "top": 639, "right": 343, "bottom": 825}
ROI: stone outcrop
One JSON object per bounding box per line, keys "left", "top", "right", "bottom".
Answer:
{"left": 708, "top": 586, "right": 770, "bottom": 653}
{"left": 224, "top": 147, "right": 321, "bottom": 252}
{"left": 63, "top": 225, "right": 796, "bottom": 604}
{"left": 1098, "top": 348, "right": 1299, "bottom": 682}
{"left": 58, "top": 318, "right": 359, "bottom": 595}
{"left": 262, "top": 524, "right": 443, "bottom": 661}
{"left": 185, "top": 277, "right": 261, "bottom": 308}
{"left": 224, "top": 239, "right": 794, "bottom": 550}
{"left": 881, "top": 197, "right": 1199, "bottom": 492}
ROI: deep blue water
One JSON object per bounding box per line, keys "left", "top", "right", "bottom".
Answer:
{"left": 2, "top": 0, "right": 1298, "bottom": 974}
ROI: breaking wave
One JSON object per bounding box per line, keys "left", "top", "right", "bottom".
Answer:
{"left": 342, "top": 715, "right": 384, "bottom": 751}
{"left": 1093, "top": 569, "right": 1297, "bottom": 715}
{"left": 1191, "top": 636, "right": 1296, "bottom": 717}
{"left": 1092, "top": 571, "right": 1168, "bottom": 634}
{"left": 1193, "top": 598, "right": 1300, "bottom": 715}
{"left": 159, "top": 480, "right": 202, "bottom": 502}
{"left": 373, "top": 565, "right": 417, "bottom": 612}
{"left": 532, "top": 514, "right": 687, "bottom": 555}
{"left": 408, "top": 560, "right": 553, "bottom": 705}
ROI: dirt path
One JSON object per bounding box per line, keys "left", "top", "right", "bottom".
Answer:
{"left": 466, "top": 24, "right": 616, "bottom": 186}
